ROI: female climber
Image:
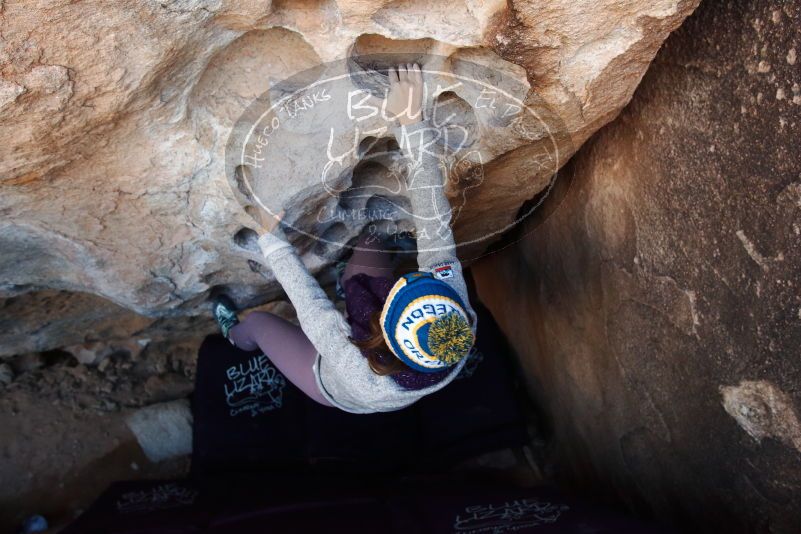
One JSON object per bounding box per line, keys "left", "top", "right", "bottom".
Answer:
{"left": 212, "top": 63, "right": 477, "bottom": 413}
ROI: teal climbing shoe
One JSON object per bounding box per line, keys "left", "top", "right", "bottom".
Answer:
{"left": 212, "top": 295, "right": 239, "bottom": 340}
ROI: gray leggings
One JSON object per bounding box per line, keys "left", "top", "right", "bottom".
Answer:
{"left": 229, "top": 233, "right": 394, "bottom": 407}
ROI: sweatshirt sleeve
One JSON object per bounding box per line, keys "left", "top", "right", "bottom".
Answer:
{"left": 257, "top": 229, "right": 409, "bottom": 414}
{"left": 391, "top": 119, "right": 478, "bottom": 328}
{"left": 256, "top": 230, "right": 354, "bottom": 374}
{"left": 256, "top": 230, "right": 351, "bottom": 344}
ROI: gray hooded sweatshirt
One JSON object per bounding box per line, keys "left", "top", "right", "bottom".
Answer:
{"left": 256, "top": 118, "right": 477, "bottom": 413}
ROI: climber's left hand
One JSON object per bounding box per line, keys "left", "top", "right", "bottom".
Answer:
{"left": 259, "top": 209, "right": 285, "bottom": 237}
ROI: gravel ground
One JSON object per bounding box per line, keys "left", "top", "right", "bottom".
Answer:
{"left": 0, "top": 336, "right": 203, "bottom": 532}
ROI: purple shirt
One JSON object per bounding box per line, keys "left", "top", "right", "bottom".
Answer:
{"left": 343, "top": 273, "right": 453, "bottom": 390}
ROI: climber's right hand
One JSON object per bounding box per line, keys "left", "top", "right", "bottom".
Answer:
{"left": 386, "top": 63, "right": 423, "bottom": 126}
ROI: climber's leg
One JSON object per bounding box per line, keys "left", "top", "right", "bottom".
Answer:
{"left": 228, "top": 312, "right": 334, "bottom": 407}
{"left": 341, "top": 232, "right": 395, "bottom": 284}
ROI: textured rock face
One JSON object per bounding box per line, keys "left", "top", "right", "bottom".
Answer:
{"left": 473, "top": 1, "right": 801, "bottom": 531}
{"left": 0, "top": 0, "right": 697, "bottom": 354}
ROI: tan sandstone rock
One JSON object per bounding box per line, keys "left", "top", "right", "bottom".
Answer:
{"left": 473, "top": 0, "right": 801, "bottom": 531}
{"left": 0, "top": 0, "right": 698, "bottom": 353}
